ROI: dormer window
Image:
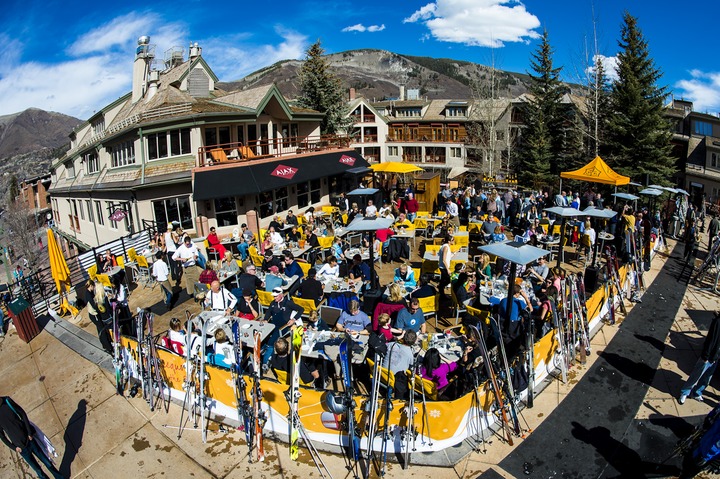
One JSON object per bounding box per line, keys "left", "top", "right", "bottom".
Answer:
{"left": 92, "top": 117, "right": 105, "bottom": 135}
{"left": 84, "top": 152, "right": 99, "bottom": 174}
{"left": 397, "top": 107, "right": 421, "bottom": 117}
{"left": 446, "top": 103, "right": 468, "bottom": 117}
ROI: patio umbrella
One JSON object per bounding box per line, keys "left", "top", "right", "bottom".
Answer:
{"left": 47, "top": 229, "right": 73, "bottom": 316}
{"left": 543, "top": 207, "right": 584, "bottom": 268}
{"left": 479, "top": 240, "right": 549, "bottom": 319}
{"left": 370, "top": 163, "right": 424, "bottom": 174}
{"left": 344, "top": 216, "right": 394, "bottom": 291}
{"left": 582, "top": 207, "right": 618, "bottom": 265}
{"left": 612, "top": 192, "right": 639, "bottom": 201}
{"left": 676, "top": 188, "right": 690, "bottom": 196}
{"left": 640, "top": 188, "right": 664, "bottom": 197}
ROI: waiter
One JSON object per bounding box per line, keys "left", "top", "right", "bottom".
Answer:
{"left": 445, "top": 197, "right": 460, "bottom": 228}
{"left": 172, "top": 235, "right": 200, "bottom": 295}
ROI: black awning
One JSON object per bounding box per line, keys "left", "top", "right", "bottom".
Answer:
{"left": 193, "top": 149, "right": 369, "bottom": 201}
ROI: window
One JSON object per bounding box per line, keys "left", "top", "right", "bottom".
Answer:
{"left": 712, "top": 152, "right": 718, "bottom": 168}
{"left": 111, "top": 140, "right": 136, "bottom": 167}
{"left": 79, "top": 200, "right": 84, "bottom": 221}
{"left": 214, "top": 197, "right": 238, "bottom": 227}
{"left": 148, "top": 128, "right": 191, "bottom": 160}
{"left": 694, "top": 121, "right": 713, "bottom": 136}
{"left": 92, "top": 118, "right": 105, "bottom": 135}
{"left": 95, "top": 201, "right": 104, "bottom": 225}
{"left": 204, "top": 126, "right": 231, "bottom": 149}
{"left": 259, "top": 187, "right": 289, "bottom": 218}
{"left": 450, "top": 147, "right": 462, "bottom": 158}
{"left": 152, "top": 196, "right": 193, "bottom": 230}
{"left": 65, "top": 161, "right": 75, "bottom": 179}
{"left": 446, "top": 107, "right": 467, "bottom": 117}
{"left": 297, "top": 179, "right": 322, "bottom": 209}
{"left": 85, "top": 152, "right": 99, "bottom": 174}
{"left": 397, "top": 108, "right": 422, "bottom": 117}
{"left": 107, "top": 201, "right": 119, "bottom": 230}
{"left": 388, "top": 146, "right": 399, "bottom": 156}
{"left": 86, "top": 200, "right": 93, "bottom": 223}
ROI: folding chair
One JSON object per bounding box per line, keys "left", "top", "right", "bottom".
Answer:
{"left": 257, "top": 290, "right": 274, "bottom": 313}
{"left": 417, "top": 294, "right": 439, "bottom": 329}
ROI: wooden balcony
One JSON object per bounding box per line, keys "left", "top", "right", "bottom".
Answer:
{"left": 351, "top": 114, "right": 376, "bottom": 123}
{"left": 196, "top": 135, "right": 351, "bottom": 168}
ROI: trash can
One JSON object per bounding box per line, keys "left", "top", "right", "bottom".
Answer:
{"left": 7, "top": 297, "right": 40, "bottom": 343}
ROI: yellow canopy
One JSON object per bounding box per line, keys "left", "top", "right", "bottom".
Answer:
{"left": 370, "top": 162, "right": 424, "bottom": 174}
{"left": 47, "top": 229, "right": 71, "bottom": 293}
{"left": 560, "top": 156, "right": 630, "bottom": 186}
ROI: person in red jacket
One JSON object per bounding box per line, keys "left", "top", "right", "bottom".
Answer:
{"left": 404, "top": 192, "right": 419, "bottom": 222}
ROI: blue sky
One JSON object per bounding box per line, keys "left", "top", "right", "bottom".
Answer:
{"left": 1, "top": 0, "right": 718, "bottom": 119}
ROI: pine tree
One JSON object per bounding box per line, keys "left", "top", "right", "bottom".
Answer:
{"left": 297, "top": 41, "right": 352, "bottom": 135}
{"left": 604, "top": 12, "right": 675, "bottom": 184}
{"left": 518, "top": 30, "right": 569, "bottom": 187}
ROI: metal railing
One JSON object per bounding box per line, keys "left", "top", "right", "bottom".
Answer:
{"left": 195, "top": 134, "right": 352, "bottom": 167}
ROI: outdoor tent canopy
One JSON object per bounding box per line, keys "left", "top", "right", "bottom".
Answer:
{"left": 560, "top": 156, "right": 630, "bottom": 186}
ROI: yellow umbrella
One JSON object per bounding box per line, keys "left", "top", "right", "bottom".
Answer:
{"left": 47, "top": 229, "right": 77, "bottom": 317}
{"left": 370, "top": 162, "right": 424, "bottom": 174}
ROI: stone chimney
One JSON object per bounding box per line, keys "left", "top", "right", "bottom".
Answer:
{"left": 132, "top": 36, "right": 153, "bottom": 103}
{"left": 399, "top": 85, "right": 405, "bottom": 101}
{"left": 349, "top": 88, "right": 356, "bottom": 101}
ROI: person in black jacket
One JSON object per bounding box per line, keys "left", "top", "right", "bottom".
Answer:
{"left": 84, "top": 280, "right": 113, "bottom": 355}
{"left": 0, "top": 396, "right": 64, "bottom": 479}
{"left": 296, "top": 268, "right": 324, "bottom": 306}
{"left": 679, "top": 310, "right": 720, "bottom": 404}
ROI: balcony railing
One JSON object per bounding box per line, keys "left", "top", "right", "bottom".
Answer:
{"left": 387, "top": 132, "right": 467, "bottom": 143}
{"left": 196, "top": 134, "right": 351, "bottom": 167}
{"left": 357, "top": 135, "right": 378, "bottom": 143}
{"left": 351, "top": 114, "right": 376, "bottom": 123}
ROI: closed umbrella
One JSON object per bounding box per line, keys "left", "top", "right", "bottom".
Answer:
{"left": 47, "top": 229, "right": 73, "bottom": 316}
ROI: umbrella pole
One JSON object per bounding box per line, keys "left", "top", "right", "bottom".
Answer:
{"left": 368, "top": 231, "right": 377, "bottom": 292}
{"left": 556, "top": 217, "right": 567, "bottom": 268}
{"left": 503, "top": 262, "right": 518, "bottom": 322}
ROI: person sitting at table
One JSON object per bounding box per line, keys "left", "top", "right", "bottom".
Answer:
{"left": 236, "top": 288, "right": 260, "bottom": 320}
{"left": 453, "top": 272, "right": 475, "bottom": 307}
{"left": 533, "top": 286, "right": 557, "bottom": 337}
{"left": 336, "top": 300, "right": 371, "bottom": 334}
{"left": 349, "top": 254, "right": 371, "bottom": 283}
{"left": 264, "top": 265, "right": 287, "bottom": 292}
{"left": 549, "top": 266, "right": 565, "bottom": 292}
{"left": 378, "top": 200, "right": 393, "bottom": 218}
{"left": 238, "top": 264, "right": 264, "bottom": 296}
{"left": 524, "top": 256, "right": 549, "bottom": 291}
{"left": 347, "top": 203, "right": 360, "bottom": 224}
{"left": 262, "top": 250, "right": 283, "bottom": 273}
{"left": 101, "top": 249, "right": 117, "bottom": 273}
{"left": 199, "top": 262, "right": 219, "bottom": 285}
{"left": 305, "top": 227, "right": 320, "bottom": 249}
{"left": 471, "top": 204, "right": 484, "bottom": 220}
{"left": 365, "top": 200, "right": 378, "bottom": 217}
{"left": 482, "top": 214, "right": 500, "bottom": 242}
{"left": 393, "top": 263, "right": 416, "bottom": 290}
{"left": 394, "top": 213, "right": 413, "bottom": 229}
{"left": 110, "top": 275, "right": 131, "bottom": 320}
{"left": 259, "top": 232, "right": 273, "bottom": 255}
{"left": 206, "top": 226, "right": 228, "bottom": 259}
{"left": 376, "top": 313, "right": 401, "bottom": 341}
{"left": 498, "top": 283, "right": 532, "bottom": 344}
{"left": 304, "top": 207, "right": 316, "bottom": 226}
{"left": 286, "top": 210, "right": 299, "bottom": 226}
{"left": 286, "top": 225, "right": 301, "bottom": 243}
{"left": 296, "top": 268, "right": 324, "bottom": 305}
{"left": 317, "top": 256, "right": 340, "bottom": 279}
{"left": 168, "top": 317, "right": 186, "bottom": 346}
{"left": 283, "top": 252, "right": 305, "bottom": 279}
{"left": 450, "top": 262, "right": 465, "bottom": 285}
{"left": 269, "top": 215, "right": 285, "bottom": 232}
{"left": 270, "top": 336, "right": 320, "bottom": 387}
{"left": 420, "top": 347, "right": 469, "bottom": 399}
{"left": 410, "top": 273, "right": 437, "bottom": 299}
{"left": 331, "top": 236, "right": 348, "bottom": 265}
{"left": 395, "top": 298, "right": 426, "bottom": 333}
{"left": 478, "top": 254, "right": 493, "bottom": 281}
{"left": 383, "top": 283, "right": 406, "bottom": 306}
{"left": 262, "top": 288, "right": 304, "bottom": 363}
{"left": 306, "top": 309, "right": 329, "bottom": 331}
{"left": 204, "top": 280, "right": 238, "bottom": 313}
{"left": 538, "top": 212, "right": 551, "bottom": 230}
{"left": 220, "top": 251, "right": 240, "bottom": 276}
{"left": 268, "top": 226, "right": 285, "bottom": 248}
{"left": 210, "top": 329, "right": 235, "bottom": 367}
{"left": 383, "top": 330, "right": 417, "bottom": 399}
{"left": 491, "top": 225, "right": 506, "bottom": 243}
{"left": 241, "top": 223, "right": 255, "bottom": 245}
{"left": 520, "top": 224, "right": 538, "bottom": 244}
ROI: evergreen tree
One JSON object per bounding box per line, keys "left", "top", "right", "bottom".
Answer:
{"left": 604, "top": 12, "right": 675, "bottom": 184}
{"left": 297, "top": 41, "right": 352, "bottom": 135}
{"left": 8, "top": 175, "right": 19, "bottom": 203}
{"left": 518, "top": 30, "right": 569, "bottom": 186}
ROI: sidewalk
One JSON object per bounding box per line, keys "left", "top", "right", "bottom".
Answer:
{"left": 0, "top": 237, "right": 718, "bottom": 478}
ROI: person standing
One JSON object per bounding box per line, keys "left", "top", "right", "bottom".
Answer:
{"left": 163, "top": 224, "right": 180, "bottom": 283}
{"left": 708, "top": 213, "right": 720, "bottom": 250}
{"left": 438, "top": 235, "right": 454, "bottom": 299}
{"left": 445, "top": 198, "right": 460, "bottom": 228}
{"left": 84, "top": 280, "right": 113, "bottom": 355}
{"left": 679, "top": 310, "right": 720, "bottom": 404}
{"left": 0, "top": 396, "right": 63, "bottom": 479}
{"left": 152, "top": 251, "right": 173, "bottom": 311}
{"left": 172, "top": 236, "right": 200, "bottom": 296}
{"left": 678, "top": 403, "right": 720, "bottom": 478}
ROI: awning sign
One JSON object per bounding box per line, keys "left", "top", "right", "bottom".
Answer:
{"left": 339, "top": 154, "right": 356, "bottom": 166}
{"left": 271, "top": 165, "right": 298, "bottom": 180}
{"left": 109, "top": 209, "right": 127, "bottom": 221}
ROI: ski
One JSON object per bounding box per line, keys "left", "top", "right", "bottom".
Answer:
{"left": 403, "top": 356, "right": 418, "bottom": 469}
{"left": 339, "top": 335, "right": 360, "bottom": 478}
{"left": 199, "top": 314, "right": 209, "bottom": 443}
{"left": 549, "top": 296, "right": 568, "bottom": 383}
{"left": 526, "top": 311, "right": 535, "bottom": 408}
{"left": 251, "top": 330, "right": 266, "bottom": 462}
{"left": 379, "top": 343, "right": 396, "bottom": 477}
{"left": 289, "top": 325, "right": 304, "bottom": 461}
{"left": 232, "top": 326, "right": 254, "bottom": 459}
{"left": 112, "top": 303, "right": 124, "bottom": 395}
{"left": 363, "top": 352, "right": 382, "bottom": 477}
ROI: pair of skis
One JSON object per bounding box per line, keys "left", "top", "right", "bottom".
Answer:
{"left": 250, "top": 329, "right": 266, "bottom": 461}
{"left": 339, "top": 335, "right": 360, "bottom": 478}
{"left": 112, "top": 303, "right": 128, "bottom": 395}
{"left": 232, "top": 326, "right": 254, "bottom": 460}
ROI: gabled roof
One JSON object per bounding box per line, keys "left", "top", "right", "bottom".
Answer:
{"left": 215, "top": 84, "right": 318, "bottom": 119}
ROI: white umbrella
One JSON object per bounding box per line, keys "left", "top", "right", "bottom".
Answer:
{"left": 543, "top": 207, "right": 583, "bottom": 267}
{"left": 640, "top": 188, "right": 664, "bottom": 197}
{"left": 344, "top": 216, "right": 394, "bottom": 289}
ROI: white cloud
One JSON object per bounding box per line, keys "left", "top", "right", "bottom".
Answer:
{"left": 67, "top": 12, "right": 163, "bottom": 56}
{"left": 587, "top": 54, "right": 619, "bottom": 82}
{"left": 403, "top": 0, "right": 540, "bottom": 47}
{"left": 675, "top": 70, "right": 720, "bottom": 114}
{"left": 202, "top": 27, "right": 308, "bottom": 82}
{"left": 342, "top": 23, "right": 386, "bottom": 33}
